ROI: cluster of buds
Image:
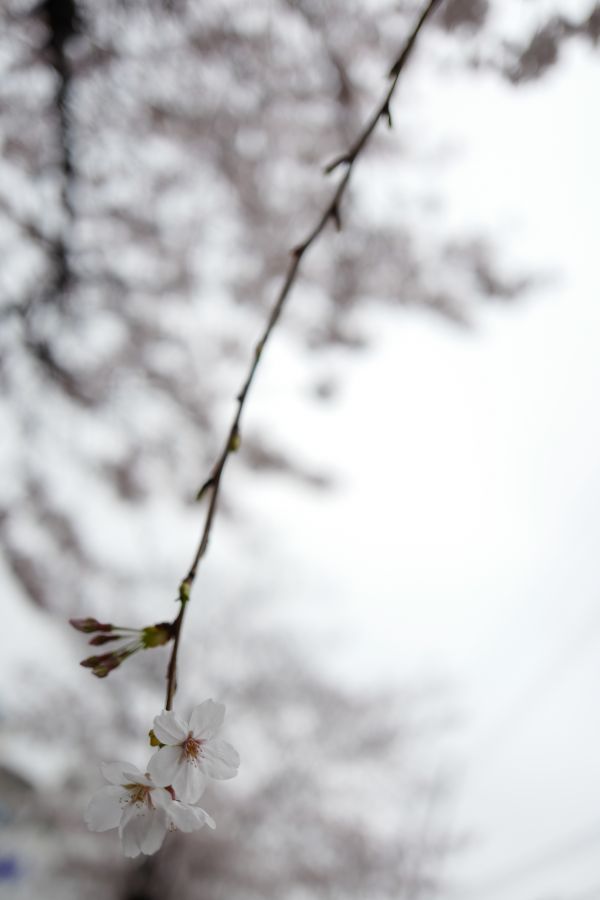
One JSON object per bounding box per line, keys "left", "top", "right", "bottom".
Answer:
{"left": 69, "top": 617, "right": 174, "bottom": 678}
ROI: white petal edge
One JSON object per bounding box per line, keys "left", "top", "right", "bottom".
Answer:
{"left": 85, "top": 785, "right": 128, "bottom": 832}
{"left": 189, "top": 700, "right": 225, "bottom": 740}
{"left": 201, "top": 739, "right": 240, "bottom": 780}
{"left": 134, "top": 771, "right": 155, "bottom": 788}
{"left": 100, "top": 761, "right": 144, "bottom": 786}
{"left": 147, "top": 745, "right": 182, "bottom": 787}
{"left": 165, "top": 799, "right": 216, "bottom": 833}
{"left": 153, "top": 710, "right": 189, "bottom": 745}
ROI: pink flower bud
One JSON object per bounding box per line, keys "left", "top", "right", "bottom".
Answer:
{"left": 69, "top": 617, "right": 113, "bottom": 634}
{"left": 88, "top": 634, "right": 122, "bottom": 646}
{"left": 80, "top": 652, "right": 122, "bottom": 677}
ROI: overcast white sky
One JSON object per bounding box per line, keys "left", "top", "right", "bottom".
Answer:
{"left": 226, "top": 27, "right": 600, "bottom": 900}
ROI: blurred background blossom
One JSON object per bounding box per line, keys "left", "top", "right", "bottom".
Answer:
{"left": 1, "top": 1, "right": 600, "bottom": 898}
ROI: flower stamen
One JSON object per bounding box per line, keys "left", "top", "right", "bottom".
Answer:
{"left": 126, "top": 784, "right": 152, "bottom": 807}
{"left": 182, "top": 734, "right": 203, "bottom": 762}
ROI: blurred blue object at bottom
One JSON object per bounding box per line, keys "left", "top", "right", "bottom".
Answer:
{"left": 0, "top": 857, "right": 21, "bottom": 880}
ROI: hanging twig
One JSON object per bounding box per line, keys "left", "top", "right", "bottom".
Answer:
{"left": 164, "top": 0, "right": 443, "bottom": 710}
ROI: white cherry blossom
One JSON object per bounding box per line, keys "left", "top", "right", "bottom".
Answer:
{"left": 148, "top": 699, "right": 240, "bottom": 803}
{"left": 85, "top": 761, "right": 215, "bottom": 858}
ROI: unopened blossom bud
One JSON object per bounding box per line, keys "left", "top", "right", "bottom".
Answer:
{"left": 69, "top": 617, "right": 113, "bottom": 634}
{"left": 74, "top": 618, "right": 175, "bottom": 681}
{"left": 88, "top": 634, "right": 122, "bottom": 646}
{"left": 80, "top": 654, "right": 108, "bottom": 668}
{"left": 80, "top": 651, "right": 123, "bottom": 678}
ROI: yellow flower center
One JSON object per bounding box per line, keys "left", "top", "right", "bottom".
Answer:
{"left": 126, "top": 784, "right": 152, "bottom": 807}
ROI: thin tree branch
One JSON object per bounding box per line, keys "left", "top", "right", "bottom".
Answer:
{"left": 164, "top": 0, "right": 443, "bottom": 710}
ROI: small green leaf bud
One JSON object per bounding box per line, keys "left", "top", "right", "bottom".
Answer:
{"left": 148, "top": 729, "right": 164, "bottom": 748}
{"left": 229, "top": 427, "right": 241, "bottom": 453}
{"left": 141, "top": 623, "right": 173, "bottom": 648}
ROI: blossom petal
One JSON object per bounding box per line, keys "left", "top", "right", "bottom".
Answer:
{"left": 100, "top": 761, "right": 144, "bottom": 786}
{"left": 172, "top": 759, "right": 207, "bottom": 803}
{"left": 119, "top": 803, "right": 147, "bottom": 858}
{"left": 134, "top": 772, "right": 155, "bottom": 788}
{"left": 147, "top": 745, "right": 182, "bottom": 787}
{"left": 150, "top": 788, "right": 173, "bottom": 810}
{"left": 165, "top": 799, "right": 216, "bottom": 833}
{"left": 153, "top": 710, "right": 189, "bottom": 745}
{"left": 189, "top": 700, "right": 225, "bottom": 740}
{"left": 85, "top": 786, "right": 128, "bottom": 832}
{"left": 140, "top": 808, "right": 168, "bottom": 856}
{"left": 201, "top": 739, "right": 240, "bottom": 780}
